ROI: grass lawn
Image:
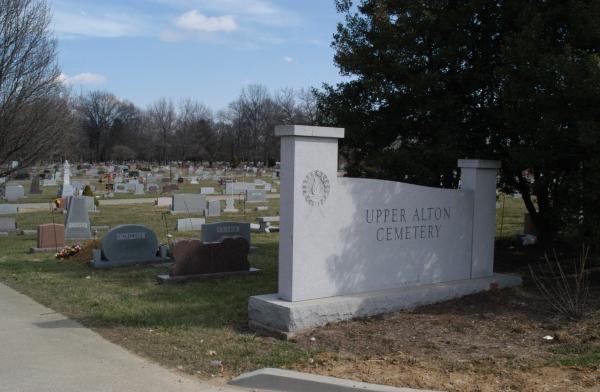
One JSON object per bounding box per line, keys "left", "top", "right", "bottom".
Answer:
{"left": 1, "top": 191, "right": 597, "bottom": 391}
{"left": 0, "top": 200, "right": 308, "bottom": 378}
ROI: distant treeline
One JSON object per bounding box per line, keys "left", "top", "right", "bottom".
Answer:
{"left": 61, "top": 85, "right": 320, "bottom": 166}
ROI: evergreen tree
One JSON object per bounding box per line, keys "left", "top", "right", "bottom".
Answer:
{"left": 319, "top": 0, "right": 600, "bottom": 246}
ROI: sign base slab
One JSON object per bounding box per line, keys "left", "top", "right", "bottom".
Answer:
{"left": 249, "top": 273, "right": 521, "bottom": 338}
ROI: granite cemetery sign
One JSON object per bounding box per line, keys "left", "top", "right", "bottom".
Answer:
{"left": 248, "top": 125, "right": 522, "bottom": 335}
{"left": 91, "top": 224, "right": 169, "bottom": 268}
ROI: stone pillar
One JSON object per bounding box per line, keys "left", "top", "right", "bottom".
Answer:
{"left": 458, "top": 159, "right": 501, "bottom": 278}
{"left": 275, "top": 125, "right": 344, "bottom": 301}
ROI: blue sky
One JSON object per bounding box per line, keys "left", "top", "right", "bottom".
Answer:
{"left": 50, "top": 0, "right": 348, "bottom": 111}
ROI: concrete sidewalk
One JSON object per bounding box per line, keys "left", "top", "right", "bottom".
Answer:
{"left": 0, "top": 282, "right": 242, "bottom": 392}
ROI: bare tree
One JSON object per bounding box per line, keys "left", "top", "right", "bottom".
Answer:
{"left": 297, "top": 88, "right": 319, "bottom": 125}
{"left": 0, "top": 0, "right": 66, "bottom": 176}
{"left": 148, "top": 98, "right": 176, "bottom": 163}
{"left": 77, "top": 91, "right": 123, "bottom": 161}
{"left": 275, "top": 87, "right": 298, "bottom": 124}
{"left": 177, "top": 98, "right": 212, "bottom": 161}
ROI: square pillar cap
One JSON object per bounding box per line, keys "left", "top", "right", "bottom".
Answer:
{"left": 458, "top": 159, "right": 501, "bottom": 169}
{"left": 275, "top": 125, "right": 344, "bottom": 139}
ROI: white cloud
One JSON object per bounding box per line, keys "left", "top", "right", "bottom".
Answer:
{"left": 52, "top": 9, "right": 146, "bottom": 38}
{"left": 175, "top": 10, "right": 237, "bottom": 32}
{"left": 59, "top": 72, "right": 107, "bottom": 86}
{"left": 284, "top": 56, "right": 293, "bottom": 63}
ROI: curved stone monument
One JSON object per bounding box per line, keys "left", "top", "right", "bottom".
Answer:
{"left": 91, "top": 224, "right": 169, "bottom": 268}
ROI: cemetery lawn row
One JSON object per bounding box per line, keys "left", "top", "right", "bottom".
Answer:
{"left": 0, "top": 202, "right": 315, "bottom": 379}
{"left": 7, "top": 175, "right": 276, "bottom": 203}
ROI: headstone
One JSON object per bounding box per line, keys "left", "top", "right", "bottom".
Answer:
{"left": 64, "top": 196, "right": 92, "bottom": 240}
{"left": 226, "top": 182, "right": 255, "bottom": 194}
{"left": 4, "top": 185, "right": 24, "bottom": 202}
{"left": 224, "top": 197, "right": 238, "bottom": 213}
{"left": 201, "top": 221, "right": 250, "bottom": 244}
{"left": 167, "top": 237, "right": 250, "bottom": 277}
{"left": 162, "top": 184, "right": 179, "bottom": 193}
{"left": 156, "top": 197, "right": 171, "bottom": 207}
{"left": 0, "top": 204, "right": 18, "bottom": 214}
{"left": 0, "top": 218, "right": 17, "bottom": 233}
{"left": 245, "top": 189, "right": 266, "bottom": 203}
{"left": 205, "top": 200, "right": 220, "bottom": 217}
{"left": 190, "top": 176, "right": 199, "bottom": 185}
{"left": 114, "top": 183, "right": 127, "bottom": 193}
{"left": 147, "top": 183, "right": 160, "bottom": 193}
{"left": 42, "top": 178, "right": 57, "bottom": 186}
{"left": 83, "top": 196, "right": 96, "bottom": 212}
{"left": 125, "top": 182, "right": 137, "bottom": 192}
{"left": 248, "top": 125, "right": 522, "bottom": 335}
{"left": 176, "top": 217, "right": 206, "bottom": 231}
{"left": 200, "top": 187, "right": 215, "bottom": 195}
{"left": 91, "top": 224, "right": 169, "bottom": 268}
{"left": 171, "top": 194, "right": 206, "bottom": 213}
{"left": 63, "top": 160, "right": 71, "bottom": 185}
{"left": 35, "top": 224, "right": 65, "bottom": 250}
{"left": 134, "top": 183, "right": 145, "bottom": 195}
{"left": 29, "top": 176, "right": 42, "bottom": 194}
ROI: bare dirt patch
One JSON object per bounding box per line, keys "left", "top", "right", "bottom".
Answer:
{"left": 293, "top": 287, "right": 600, "bottom": 392}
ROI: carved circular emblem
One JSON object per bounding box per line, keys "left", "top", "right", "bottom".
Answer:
{"left": 302, "top": 170, "right": 330, "bottom": 206}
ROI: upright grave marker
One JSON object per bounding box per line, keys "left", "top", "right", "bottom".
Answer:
{"left": 205, "top": 200, "right": 221, "bottom": 217}
{"left": 64, "top": 196, "right": 92, "bottom": 240}
{"left": 0, "top": 218, "right": 17, "bottom": 233}
{"left": 29, "top": 175, "right": 42, "bottom": 194}
{"left": 61, "top": 160, "right": 74, "bottom": 197}
{"left": 248, "top": 125, "right": 522, "bottom": 335}
{"left": 91, "top": 224, "right": 169, "bottom": 268}
{"left": 245, "top": 189, "right": 266, "bottom": 203}
{"left": 201, "top": 221, "right": 251, "bottom": 244}
{"left": 0, "top": 204, "right": 18, "bottom": 214}
{"left": 31, "top": 224, "right": 65, "bottom": 252}
{"left": 4, "top": 185, "right": 24, "bottom": 202}
{"left": 171, "top": 194, "right": 206, "bottom": 213}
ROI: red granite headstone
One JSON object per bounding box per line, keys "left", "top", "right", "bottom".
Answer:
{"left": 170, "top": 236, "right": 250, "bottom": 276}
{"left": 37, "top": 224, "right": 65, "bottom": 249}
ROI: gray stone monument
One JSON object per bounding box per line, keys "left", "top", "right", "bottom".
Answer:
{"left": 171, "top": 194, "right": 206, "bottom": 213}
{"left": 205, "top": 200, "right": 221, "bottom": 217}
{"left": 4, "top": 185, "right": 24, "bottom": 202}
{"left": 64, "top": 196, "right": 92, "bottom": 240}
{"left": 201, "top": 221, "right": 250, "bottom": 244}
{"left": 224, "top": 196, "right": 238, "bottom": 213}
{"left": 0, "top": 217, "right": 17, "bottom": 233}
{"left": 245, "top": 189, "right": 266, "bottom": 203}
{"left": 0, "top": 204, "right": 18, "bottom": 214}
{"left": 176, "top": 217, "right": 205, "bottom": 231}
{"left": 29, "top": 175, "right": 42, "bottom": 194}
{"left": 91, "top": 224, "right": 169, "bottom": 268}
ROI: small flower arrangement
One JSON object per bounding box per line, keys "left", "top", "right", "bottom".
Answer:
{"left": 56, "top": 244, "right": 82, "bottom": 259}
